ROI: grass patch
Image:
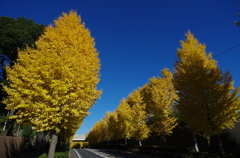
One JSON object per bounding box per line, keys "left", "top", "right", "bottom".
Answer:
{"left": 38, "top": 145, "right": 69, "bottom": 158}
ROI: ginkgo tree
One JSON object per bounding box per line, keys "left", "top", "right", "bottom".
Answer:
{"left": 105, "top": 111, "right": 119, "bottom": 141}
{"left": 173, "top": 31, "right": 240, "bottom": 156}
{"left": 141, "top": 68, "right": 178, "bottom": 139}
{"left": 87, "top": 111, "right": 114, "bottom": 145}
{"left": 87, "top": 73, "right": 177, "bottom": 146}
{"left": 87, "top": 89, "right": 150, "bottom": 146}
{"left": 115, "top": 98, "right": 134, "bottom": 144}
{"left": 127, "top": 88, "right": 150, "bottom": 146}
{"left": 87, "top": 118, "right": 109, "bottom": 145}
{"left": 3, "top": 11, "right": 101, "bottom": 158}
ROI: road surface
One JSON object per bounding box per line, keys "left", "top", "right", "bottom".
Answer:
{"left": 70, "top": 148, "right": 154, "bottom": 158}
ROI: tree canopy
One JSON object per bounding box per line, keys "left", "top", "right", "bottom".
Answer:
{"left": 3, "top": 11, "right": 101, "bottom": 157}
{"left": 141, "top": 68, "right": 178, "bottom": 137}
{"left": 0, "top": 16, "right": 45, "bottom": 61}
{"left": 0, "top": 16, "right": 45, "bottom": 135}
{"left": 173, "top": 31, "right": 240, "bottom": 138}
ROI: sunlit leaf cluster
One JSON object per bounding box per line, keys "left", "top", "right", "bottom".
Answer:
{"left": 3, "top": 11, "right": 101, "bottom": 138}
{"left": 142, "top": 68, "right": 178, "bottom": 137}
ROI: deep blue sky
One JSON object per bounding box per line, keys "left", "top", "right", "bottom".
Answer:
{"left": 1, "top": 0, "right": 240, "bottom": 135}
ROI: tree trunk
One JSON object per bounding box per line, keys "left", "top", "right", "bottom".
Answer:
{"left": 48, "top": 132, "right": 58, "bottom": 158}
{"left": 2, "top": 110, "right": 15, "bottom": 136}
{"left": 207, "top": 137, "right": 210, "bottom": 146}
{"left": 163, "top": 137, "right": 166, "bottom": 143}
{"left": 124, "top": 137, "right": 127, "bottom": 145}
{"left": 57, "top": 135, "right": 63, "bottom": 147}
{"left": 206, "top": 137, "right": 211, "bottom": 153}
{"left": 2, "top": 111, "right": 10, "bottom": 133}
{"left": 217, "top": 135, "right": 225, "bottom": 158}
{"left": 139, "top": 140, "right": 142, "bottom": 146}
{"left": 16, "top": 124, "right": 21, "bottom": 137}
{"left": 10, "top": 110, "right": 14, "bottom": 115}
{"left": 192, "top": 132, "right": 199, "bottom": 152}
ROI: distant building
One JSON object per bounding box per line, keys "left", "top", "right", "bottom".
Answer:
{"left": 72, "top": 134, "right": 86, "bottom": 142}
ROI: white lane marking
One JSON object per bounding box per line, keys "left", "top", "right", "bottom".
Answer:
{"left": 84, "top": 149, "right": 108, "bottom": 157}
{"left": 84, "top": 149, "right": 125, "bottom": 158}
{"left": 73, "top": 149, "right": 82, "bottom": 158}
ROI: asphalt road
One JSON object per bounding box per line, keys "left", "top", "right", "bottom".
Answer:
{"left": 70, "top": 148, "right": 154, "bottom": 158}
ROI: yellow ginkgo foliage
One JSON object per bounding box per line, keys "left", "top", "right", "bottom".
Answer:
{"left": 3, "top": 11, "right": 101, "bottom": 157}
{"left": 127, "top": 88, "right": 150, "bottom": 146}
{"left": 115, "top": 98, "right": 134, "bottom": 144}
{"left": 142, "top": 68, "right": 178, "bottom": 137}
{"left": 173, "top": 31, "right": 240, "bottom": 138}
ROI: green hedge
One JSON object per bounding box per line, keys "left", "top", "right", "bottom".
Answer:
{"left": 38, "top": 151, "right": 69, "bottom": 158}
{"left": 38, "top": 145, "right": 69, "bottom": 158}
